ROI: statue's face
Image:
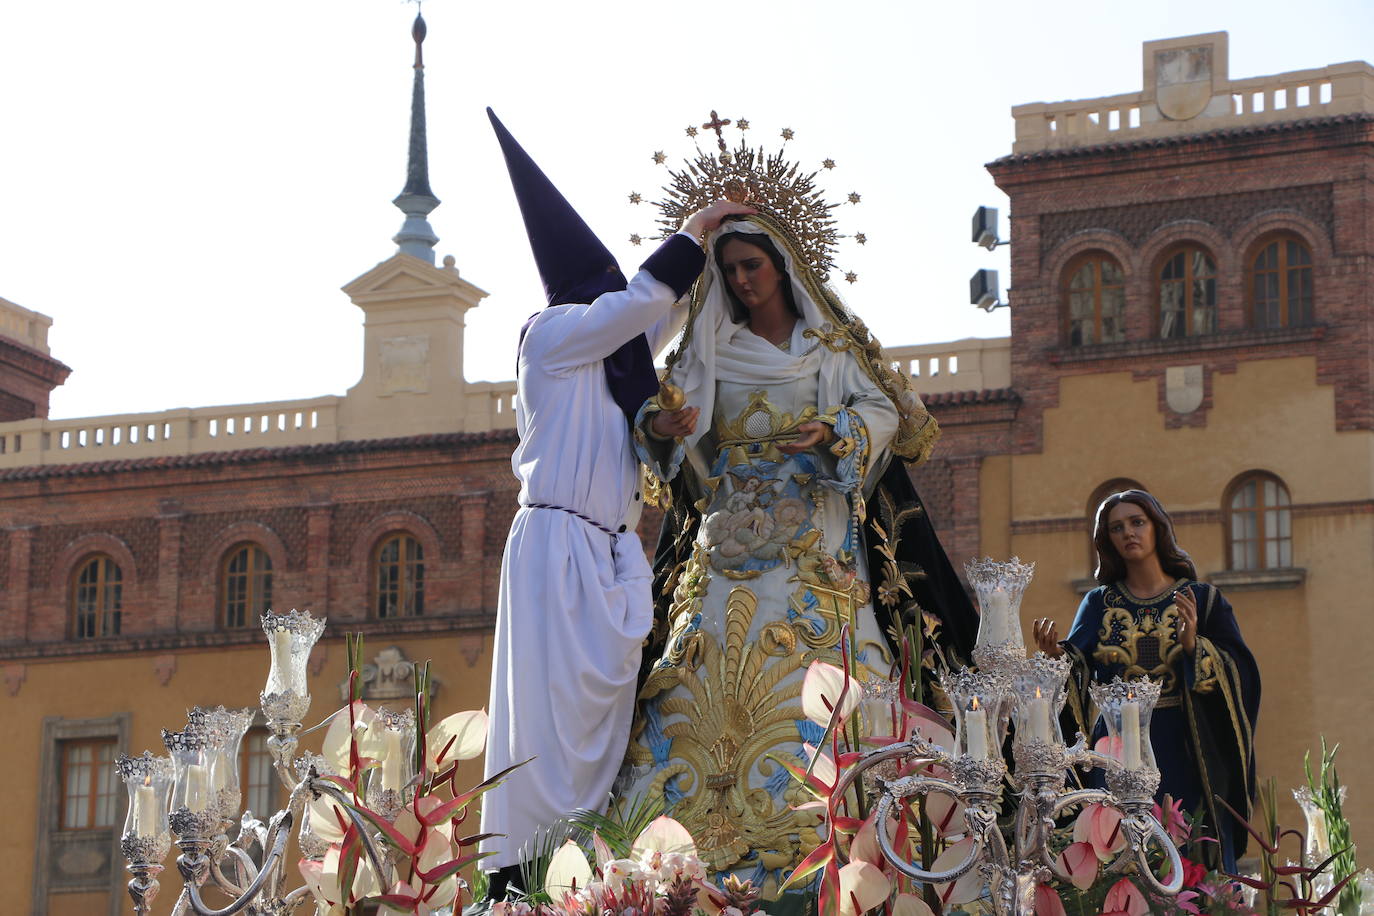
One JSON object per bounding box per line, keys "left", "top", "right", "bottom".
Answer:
{"left": 720, "top": 238, "right": 785, "bottom": 315}
{"left": 1106, "top": 502, "right": 1156, "bottom": 563}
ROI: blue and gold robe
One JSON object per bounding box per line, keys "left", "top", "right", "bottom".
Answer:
{"left": 1063, "top": 579, "right": 1260, "bottom": 871}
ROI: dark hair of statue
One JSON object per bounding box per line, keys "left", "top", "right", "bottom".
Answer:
{"left": 1092, "top": 489, "right": 1198, "bottom": 585}
{"left": 713, "top": 231, "right": 802, "bottom": 324}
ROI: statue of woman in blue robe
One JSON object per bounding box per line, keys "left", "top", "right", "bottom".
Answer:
{"left": 1033, "top": 489, "right": 1260, "bottom": 874}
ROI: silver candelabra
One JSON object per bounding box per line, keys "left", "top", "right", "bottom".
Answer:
{"left": 834, "top": 559, "right": 1183, "bottom": 916}
{"left": 115, "top": 609, "right": 418, "bottom": 916}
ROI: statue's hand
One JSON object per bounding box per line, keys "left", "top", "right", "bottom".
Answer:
{"left": 651, "top": 406, "right": 699, "bottom": 439}
{"left": 1032, "top": 617, "right": 1064, "bottom": 658}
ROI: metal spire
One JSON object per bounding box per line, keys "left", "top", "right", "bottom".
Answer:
{"left": 392, "top": 10, "right": 440, "bottom": 262}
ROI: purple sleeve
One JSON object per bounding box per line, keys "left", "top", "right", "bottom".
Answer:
{"left": 639, "top": 234, "right": 705, "bottom": 299}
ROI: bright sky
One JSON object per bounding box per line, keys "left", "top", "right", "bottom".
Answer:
{"left": 0, "top": 0, "right": 1369, "bottom": 420}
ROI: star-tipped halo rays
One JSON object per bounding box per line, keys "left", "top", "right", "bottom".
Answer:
{"left": 633, "top": 115, "right": 867, "bottom": 284}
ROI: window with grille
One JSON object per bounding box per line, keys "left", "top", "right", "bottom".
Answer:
{"left": 59, "top": 738, "right": 119, "bottom": 830}
{"left": 1249, "top": 235, "right": 1313, "bottom": 328}
{"left": 72, "top": 555, "right": 122, "bottom": 639}
{"left": 222, "top": 543, "right": 274, "bottom": 628}
{"left": 1064, "top": 253, "right": 1127, "bottom": 346}
{"left": 1227, "top": 474, "right": 1293, "bottom": 570}
{"left": 1158, "top": 246, "right": 1217, "bottom": 339}
{"left": 375, "top": 533, "right": 425, "bottom": 618}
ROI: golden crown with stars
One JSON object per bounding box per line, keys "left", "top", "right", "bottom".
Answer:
{"left": 628, "top": 111, "right": 866, "bottom": 284}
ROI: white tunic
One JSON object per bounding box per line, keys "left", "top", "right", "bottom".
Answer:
{"left": 479, "top": 268, "right": 687, "bottom": 869}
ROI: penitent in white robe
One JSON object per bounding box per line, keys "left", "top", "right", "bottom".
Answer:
{"left": 478, "top": 266, "right": 689, "bottom": 870}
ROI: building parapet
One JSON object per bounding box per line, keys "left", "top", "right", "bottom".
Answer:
{"left": 0, "top": 337, "right": 1009, "bottom": 468}
{"left": 0, "top": 297, "right": 53, "bottom": 354}
{"left": 888, "top": 337, "right": 1011, "bottom": 396}
{"left": 1011, "top": 32, "right": 1374, "bottom": 154}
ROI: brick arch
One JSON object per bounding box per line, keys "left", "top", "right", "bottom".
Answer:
{"left": 1232, "top": 210, "right": 1332, "bottom": 266}
{"left": 347, "top": 511, "right": 443, "bottom": 573}
{"left": 197, "top": 521, "right": 290, "bottom": 581}
{"left": 1044, "top": 230, "right": 1136, "bottom": 284}
{"left": 1138, "top": 220, "right": 1232, "bottom": 278}
{"left": 50, "top": 532, "right": 138, "bottom": 595}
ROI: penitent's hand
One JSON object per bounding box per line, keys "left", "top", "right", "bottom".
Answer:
{"left": 1032, "top": 618, "right": 1065, "bottom": 658}
{"left": 779, "top": 421, "right": 830, "bottom": 456}
{"left": 682, "top": 200, "right": 755, "bottom": 240}
{"left": 651, "top": 406, "right": 699, "bottom": 439}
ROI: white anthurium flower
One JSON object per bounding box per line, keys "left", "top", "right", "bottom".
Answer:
{"left": 890, "top": 892, "right": 937, "bottom": 916}
{"left": 931, "top": 837, "right": 983, "bottom": 907}
{"left": 305, "top": 791, "right": 348, "bottom": 845}
{"left": 631, "top": 815, "right": 697, "bottom": 859}
{"left": 801, "top": 661, "right": 862, "bottom": 727}
{"left": 320, "top": 841, "right": 382, "bottom": 903}
{"left": 426, "top": 709, "right": 489, "bottom": 770}
{"left": 544, "top": 839, "right": 593, "bottom": 898}
{"left": 321, "top": 702, "right": 381, "bottom": 774}
{"left": 837, "top": 861, "right": 891, "bottom": 916}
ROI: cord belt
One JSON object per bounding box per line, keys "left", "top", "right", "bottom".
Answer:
{"left": 523, "top": 502, "right": 622, "bottom": 536}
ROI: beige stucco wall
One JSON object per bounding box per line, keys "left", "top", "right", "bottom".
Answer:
{"left": 3, "top": 635, "right": 494, "bottom": 915}
{"left": 985, "top": 355, "right": 1374, "bottom": 854}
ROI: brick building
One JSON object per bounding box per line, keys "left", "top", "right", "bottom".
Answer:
{"left": 2, "top": 29, "right": 1372, "bottom": 915}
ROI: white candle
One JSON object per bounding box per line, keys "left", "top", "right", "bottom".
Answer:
{"left": 1121, "top": 701, "right": 1142, "bottom": 769}
{"left": 209, "top": 751, "right": 229, "bottom": 794}
{"left": 965, "top": 702, "right": 989, "bottom": 760}
{"left": 183, "top": 764, "right": 210, "bottom": 813}
{"left": 1028, "top": 688, "right": 1051, "bottom": 743}
{"left": 380, "top": 731, "right": 403, "bottom": 792}
{"left": 133, "top": 783, "right": 160, "bottom": 837}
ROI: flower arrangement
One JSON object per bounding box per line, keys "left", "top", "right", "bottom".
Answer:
{"left": 296, "top": 636, "right": 506, "bottom": 915}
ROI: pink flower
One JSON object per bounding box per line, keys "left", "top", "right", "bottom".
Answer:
{"left": 1151, "top": 795, "right": 1190, "bottom": 846}
{"left": 1056, "top": 841, "right": 1098, "bottom": 891}
{"left": 1073, "top": 803, "right": 1126, "bottom": 861}
{"left": 1034, "top": 884, "right": 1068, "bottom": 916}
{"left": 1100, "top": 877, "right": 1149, "bottom": 916}
{"left": 1172, "top": 889, "right": 1202, "bottom": 914}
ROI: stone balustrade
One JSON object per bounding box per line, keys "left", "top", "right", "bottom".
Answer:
{"left": 0, "top": 397, "right": 341, "bottom": 468}
{"left": 886, "top": 337, "right": 1011, "bottom": 396}
{"left": 1012, "top": 52, "right": 1374, "bottom": 154}
{"left": 0, "top": 338, "right": 1009, "bottom": 468}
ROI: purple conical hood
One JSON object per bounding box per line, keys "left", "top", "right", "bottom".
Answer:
{"left": 487, "top": 108, "right": 627, "bottom": 306}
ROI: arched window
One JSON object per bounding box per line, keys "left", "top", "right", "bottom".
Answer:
{"left": 1249, "top": 234, "right": 1313, "bottom": 328}
{"left": 1064, "top": 253, "right": 1126, "bottom": 346}
{"left": 375, "top": 533, "right": 425, "bottom": 618}
{"left": 1226, "top": 473, "right": 1293, "bottom": 570}
{"left": 72, "top": 554, "right": 122, "bottom": 639}
{"left": 222, "top": 543, "right": 273, "bottom": 628}
{"left": 1158, "top": 246, "right": 1217, "bottom": 339}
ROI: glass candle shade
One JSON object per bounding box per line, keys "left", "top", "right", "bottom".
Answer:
{"left": 1010, "top": 654, "right": 1069, "bottom": 744}
{"left": 366, "top": 707, "right": 417, "bottom": 820}
{"left": 162, "top": 727, "right": 219, "bottom": 841}
{"left": 964, "top": 557, "right": 1035, "bottom": 673}
{"left": 1089, "top": 677, "right": 1161, "bottom": 800}
{"left": 942, "top": 669, "right": 1009, "bottom": 762}
{"left": 262, "top": 609, "right": 326, "bottom": 697}
{"left": 117, "top": 752, "right": 174, "bottom": 863}
{"left": 260, "top": 609, "right": 326, "bottom": 733}
{"left": 188, "top": 706, "right": 255, "bottom": 828}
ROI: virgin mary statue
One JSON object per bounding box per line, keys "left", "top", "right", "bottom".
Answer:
{"left": 618, "top": 188, "right": 976, "bottom": 895}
